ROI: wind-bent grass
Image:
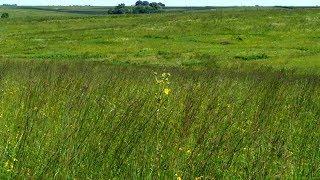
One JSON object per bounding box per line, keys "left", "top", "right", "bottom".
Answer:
{"left": 0, "top": 61, "right": 319, "bottom": 178}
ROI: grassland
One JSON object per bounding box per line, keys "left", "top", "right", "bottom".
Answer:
{"left": 1, "top": 7, "right": 320, "bottom": 71}
{"left": 0, "top": 6, "right": 319, "bottom": 178}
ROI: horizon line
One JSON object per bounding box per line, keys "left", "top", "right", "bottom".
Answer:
{"left": 1, "top": 4, "right": 320, "bottom": 7}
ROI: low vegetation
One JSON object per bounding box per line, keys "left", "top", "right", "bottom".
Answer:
{"left": 1, "top": 12, "right": 9, "bottom": 18}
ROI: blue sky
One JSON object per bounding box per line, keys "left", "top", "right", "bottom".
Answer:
{"left": 2, "top": 0, "right": 319, "bottom": 6}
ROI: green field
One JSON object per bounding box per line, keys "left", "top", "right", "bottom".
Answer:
{"left": 1, "top": 6, "right": 320, "bottom": 71}
{"left": 0, "top": 6, "right": 320, "bottom": 178}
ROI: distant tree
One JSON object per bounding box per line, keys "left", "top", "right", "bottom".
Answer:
{"left": 1, "top": 13, "right": 9, "bottom": 18}
{"left": 116, "top": 3, "right": 126, "bottom": 9}
{"left": 150, "top": 2, "right": 161, "bottom": 9}
{"left": 132, "top": 1, "right": 165, "bottom": 13}
{"left": 142, "top": 1, "right": 150, "bottom": 6}
{"left": 2, "top": 4, "right": 17, "bottom": 7}
{"left": 135, "top": 1, "right": 154, "bottom": 7}
{"left": 109, "top": 1, "right": 165, "bottom": 15}
{"left": 132, "top": 5, "right": 149, "bottom": 14}
{"left": 135, "top": 0, "right": 143, "bottom": 6}
{"left": 108, "top": 3, "right": 130, "bottom": 14}
{"left": 158, "top": 2, "right": 165, "bottom": 7}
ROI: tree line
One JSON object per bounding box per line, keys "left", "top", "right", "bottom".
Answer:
{"left": 108, "top": 1, "right": 165, "bottom": 14}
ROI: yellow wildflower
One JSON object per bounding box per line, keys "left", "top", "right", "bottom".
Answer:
{"left": 156, "top": 78, "right": 164, "bottom": 84}
{"left": 5, "top": 160, "right": 13, "bottom": 172}
{"left": 163, "top": 88, "right": 171, "bottom": 95}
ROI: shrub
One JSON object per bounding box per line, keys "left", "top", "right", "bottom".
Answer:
{"left": 1, "top": 13, "right": 9, "bottom": 19}
{"left": 235, "top": 53, "right": 269, "bottom": 61}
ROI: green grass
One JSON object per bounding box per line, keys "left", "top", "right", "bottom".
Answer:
{"left": 0, "top": 7, "right": 319, "bottom": 178}
{"left": 0, "top": 60, "right": 319, "bottom": 178}
{"left": 0, "top": 7, "right": 319, "bottom": 71}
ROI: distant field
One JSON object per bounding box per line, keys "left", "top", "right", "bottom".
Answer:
{"left": 0, "top": 6, "right": 319, "bottom": 179}
{"left": 0, "top": 7, "right": 319, "bottom": 72}
{"left": 16, "top": 6, "right": 110, "bottom": 15}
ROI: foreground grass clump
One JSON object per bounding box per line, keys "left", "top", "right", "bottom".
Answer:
{"left": 0, "top": 61, "right": 319, "bottom": 178}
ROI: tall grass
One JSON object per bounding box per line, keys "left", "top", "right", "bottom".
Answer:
{"left": 0, "top": 60, "right": 319, "bottom": 178}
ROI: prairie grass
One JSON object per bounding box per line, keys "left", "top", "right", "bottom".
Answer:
{"left": 0, "top": 60, "right": 319, "bottom": 178}
{"left": 0, "top": 7, "right": 319, "bottom": 70}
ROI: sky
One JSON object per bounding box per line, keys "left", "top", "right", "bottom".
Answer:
{"left": 1, "top": 0, "right": 319, "bottom": 7}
